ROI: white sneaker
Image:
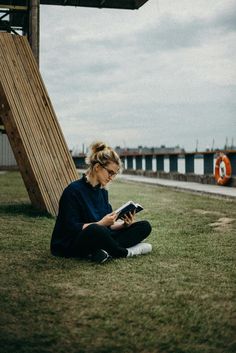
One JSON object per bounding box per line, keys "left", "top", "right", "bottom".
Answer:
{"left": 127, "top": 242, "right": 152, "bottom": 257}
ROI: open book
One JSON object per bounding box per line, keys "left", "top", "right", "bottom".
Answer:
{"left": 115, "top": 200, "right": 144, "bottom": 219}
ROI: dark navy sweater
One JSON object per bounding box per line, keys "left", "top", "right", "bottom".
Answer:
{"left": 50, "top": 174, "right": 112, "bottom": 255}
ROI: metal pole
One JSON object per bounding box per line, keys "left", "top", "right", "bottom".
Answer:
{"left": 28, "top": 0, "right": 40, "bottom": 65}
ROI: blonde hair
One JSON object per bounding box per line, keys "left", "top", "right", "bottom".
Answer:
{"left": 86, "top": 141, "right": 122, "bottom": 172}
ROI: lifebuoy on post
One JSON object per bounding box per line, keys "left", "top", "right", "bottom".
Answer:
{"left": 214, "top": 154, "right": 232, "bottom": 185}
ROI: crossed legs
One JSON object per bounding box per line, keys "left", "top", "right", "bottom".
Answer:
{"left": 68, "top": 220, "right": 152, "bottom": 259}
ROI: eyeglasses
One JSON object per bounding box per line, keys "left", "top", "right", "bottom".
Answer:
{"left": 101, "top": 164, "right": 119, "bottom": 178}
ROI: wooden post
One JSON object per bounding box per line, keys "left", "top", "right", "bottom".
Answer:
{"left": 169, "top": 155, "right": 178, "bottom": 172}
{"left": 228, "top": 152, "right": 236, "bottom": 176}
{"left": 135, "top": 156, "right": 142, "bottom": 170}
{"left": 145, "top": 155, "right": 153, "bottom": 171}
{"left": 204, "top": 153, "right": 214, "bottom": 175}
{"left": 28, "top": 0, "right": 40, "bottom": 66}
{"left": 156, "top": 155, "right": 164, "bottom": 171}
{"left": 185, "top": 154, "right": 195, "bottom": 174}
{"left": 127, "top": 156, "right": 134, "bottom": 170}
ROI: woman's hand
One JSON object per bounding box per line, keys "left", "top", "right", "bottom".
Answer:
{"left": 121, "top": 211, "right": 135, "bottom": 227}
{"left": 97, "top": 212, "right": 117, "bottom": 227}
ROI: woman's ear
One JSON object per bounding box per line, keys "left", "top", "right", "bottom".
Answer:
{"left": 94, "top": 163, "right": 100, "bottom": 173}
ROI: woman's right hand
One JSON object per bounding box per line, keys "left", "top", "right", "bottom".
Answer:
{"left": 97, "top": 212, "right": 117, "bottom": 227}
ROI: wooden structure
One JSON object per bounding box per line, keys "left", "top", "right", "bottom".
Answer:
{"left": 0, "top": 1, "right": 149, "bottom": 214}
{"left": 0, "top": 33, "right": 78, "bottom": 215}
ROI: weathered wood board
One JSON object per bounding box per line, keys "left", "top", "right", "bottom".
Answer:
{"left": 0, "top": 33, "right": 78, "bottom": 216}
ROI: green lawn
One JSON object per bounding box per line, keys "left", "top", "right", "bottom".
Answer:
{"left": 0, "top": 171, "right": 235, "bottom": 353}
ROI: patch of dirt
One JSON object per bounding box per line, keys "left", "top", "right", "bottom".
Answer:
{"left": 193, "top": 209, "right": 223, "bottom": 216}
{"left": 209, "top": 217, "right": 235, "bottom": 231}
{"left": 53, "top": 283, "right": 94, "bottom": 297}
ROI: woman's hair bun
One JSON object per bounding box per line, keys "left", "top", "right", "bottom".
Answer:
{"left": 85, "top": 140, "right": 122, "bottom": 172}
{"left": 91, "top": 141, "right": 108, "bottom": 154}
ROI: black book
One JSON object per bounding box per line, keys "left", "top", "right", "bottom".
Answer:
{"left": 115, "top": 200, "right": 144, "bottom": 219}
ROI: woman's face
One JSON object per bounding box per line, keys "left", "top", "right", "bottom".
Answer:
{"left": 95, "top": 161, "right": 120, "bottom": 186}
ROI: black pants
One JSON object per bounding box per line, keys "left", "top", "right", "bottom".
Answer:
{"left": 68, "top": 220, "right": 152, "bottom": 259}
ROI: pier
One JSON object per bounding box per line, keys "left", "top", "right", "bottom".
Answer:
{"left": 72, "top": 149, "right": 236, "bottom": 187}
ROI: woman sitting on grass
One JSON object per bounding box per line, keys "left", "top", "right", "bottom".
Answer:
{"left": 50, "top": 141, "right": 152, "bottom": 263}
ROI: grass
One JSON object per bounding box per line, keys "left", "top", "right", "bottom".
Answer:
{"left": 0, "top": 171, "right": 236, "bottom": 353}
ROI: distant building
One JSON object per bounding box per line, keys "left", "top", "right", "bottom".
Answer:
{"left": 0, "top": 132, "right": 17, "bottom": 170}
{"left": 115, "top": 145, "right": 185, "bottom": 155}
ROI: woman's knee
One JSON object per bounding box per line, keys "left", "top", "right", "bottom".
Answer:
{"left": 85, "top": 223, "right": 111, "bottom": 241}
{"left": 138, "top": 220, "right": 152, "bottom": 236}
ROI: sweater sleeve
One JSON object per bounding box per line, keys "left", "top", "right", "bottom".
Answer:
{"left": 58, "top": 188, "right": 85, "bottom": 234}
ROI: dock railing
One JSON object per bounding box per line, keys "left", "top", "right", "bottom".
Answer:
{"left": 73, "top": 150, "right": 236, "bottom": 187}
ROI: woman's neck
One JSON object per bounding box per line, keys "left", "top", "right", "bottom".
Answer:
{"left": 86, "top": 172, "right": 99, "bottom": 187}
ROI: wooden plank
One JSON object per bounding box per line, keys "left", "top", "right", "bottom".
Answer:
{"left": 0, "top": 36, "right": 51, "bottom": 211}
{"left": 19, "top": 36, "right": 78, "bottom": 182}
{"left": 17, "top": 36, "right": 76, "bottom": 185}
{"left": 0, "top": 34, "right": 65, "bottom": 214}
{"left": 16, "top": 36, "right": 78, "bottom": 207}
{"left": 0, "top": 33, "right": 78, "bottom": 215}
{"left": 0, "top": 82, "right": 45, "bottom": 209}
{"left": 8, "top": 34, "right": 62, "bottom": 211}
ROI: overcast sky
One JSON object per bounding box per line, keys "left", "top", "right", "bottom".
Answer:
{"left": 40, "top": 0, "right": 236, "bottom": 152}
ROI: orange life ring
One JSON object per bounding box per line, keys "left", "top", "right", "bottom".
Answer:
{"left": 214, "top": 154, "right": 232, "bottom": 185}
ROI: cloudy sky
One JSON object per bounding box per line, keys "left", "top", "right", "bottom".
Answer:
{"left": 40, "top": 0, "right": 236, "bottom": 153}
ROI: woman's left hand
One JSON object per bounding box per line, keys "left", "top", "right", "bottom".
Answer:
{"left": 121, "top": 211, "right": 135, "bottom": 227}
